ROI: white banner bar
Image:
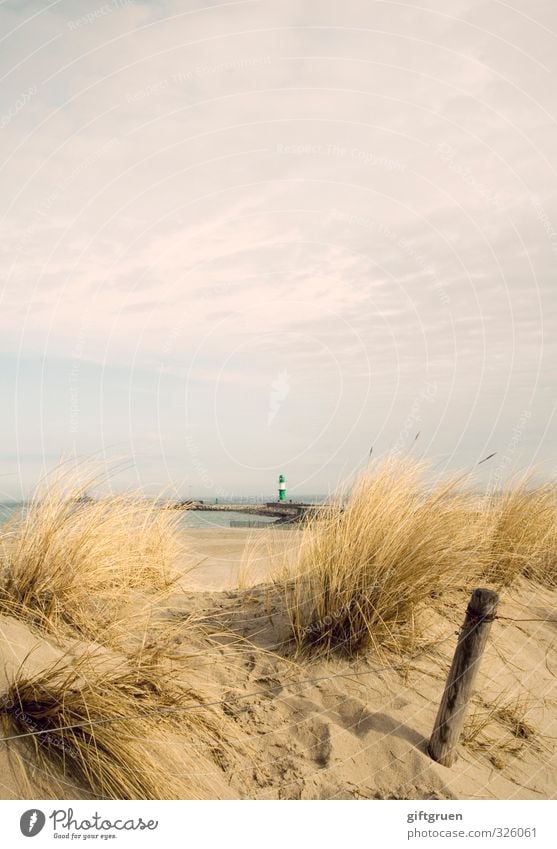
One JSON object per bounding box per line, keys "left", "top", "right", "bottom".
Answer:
{"left": 1, "top": 800, "right": 555, "bottom": 848}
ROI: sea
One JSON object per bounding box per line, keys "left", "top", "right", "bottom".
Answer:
{"left": 0, "top": 497, "right": 327, "bottom": 530}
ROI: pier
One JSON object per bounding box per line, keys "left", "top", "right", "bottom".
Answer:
{"left": 169, "top": 500, "right": 316, "bottom": 523}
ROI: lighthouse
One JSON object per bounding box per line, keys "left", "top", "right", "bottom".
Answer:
{"left": 278, "top": 474, "right": 286, "bottom": 502}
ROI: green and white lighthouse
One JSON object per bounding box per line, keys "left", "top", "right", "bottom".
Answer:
{"left": 278, "top": 474, "right": 286, "bottom": 502}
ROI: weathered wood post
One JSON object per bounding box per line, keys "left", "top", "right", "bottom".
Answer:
{"left": 428, "top": 587, "right": 499, "bottom": 767}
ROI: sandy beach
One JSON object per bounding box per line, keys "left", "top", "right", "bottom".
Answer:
{"left": 179, "top": 527, "right": 302, "bottom": 590}
{"left": 2, "top": 553, "right": 556, "bottom": 800}
{"left": 169, "top": 527, "right": 557, "bottom": 799}
{"left": 1, "top": 464, "right": 556, "bottom": 801}
{"left": 174, "top": 580, "right": 557, "bottom": 800}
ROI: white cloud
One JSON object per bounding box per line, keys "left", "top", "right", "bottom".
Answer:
{"left": 1, "top": 0, "right": 556, "bottom": 493}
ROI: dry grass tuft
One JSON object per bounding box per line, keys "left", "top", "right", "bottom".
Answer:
{"left": 0, "top": 477, "right": 184, "bottom": 644}
{"left": 0, "top": 649, "right": 234, "bottom": 799}
{"left": 463, "top": 695, "right": 539, "bottom": 769}
{"left": 279, "top": 457, "right": 487, "bottom": 657}
{"left": 278, "top": 457, "right": 557, "bottom": 657}
{"left": 0, "top": 471, "right": 255, "bottom": 799}
{"left": 483, "top": 480, "right": 557, "bottom": 588}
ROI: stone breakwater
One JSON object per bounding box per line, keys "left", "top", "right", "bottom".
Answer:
{"left": 170, "top": 501, "right": 310, "bottom": 523}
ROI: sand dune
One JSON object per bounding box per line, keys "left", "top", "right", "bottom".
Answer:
{"left": 1, "top": 463, "right": 556, "bottom": 800}
{"left": 163, "top": 574, "right": 557, "bottom": 800}
{"left": 2, "top": 549, "right": 556, "bottom": 800}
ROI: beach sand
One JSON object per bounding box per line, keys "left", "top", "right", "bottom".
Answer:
{"left": 1, "top": 527, "right": 556, "bottom": 800}
{"left": 179, "top": 527, "right": 303, "bottom": 590}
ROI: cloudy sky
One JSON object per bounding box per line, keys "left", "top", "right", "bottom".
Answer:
{"left": 1, "top": 0, "right": 556, "bottom": 498}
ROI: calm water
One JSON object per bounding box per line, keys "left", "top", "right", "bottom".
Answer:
{"left": 178, "top": 510, "right": 276, "bottom": 529}
{"left": 0, "top": 503, "right": 276, "bottom": 530}
{"left": 0, "top": 502, "right": 21, "bottom": 523}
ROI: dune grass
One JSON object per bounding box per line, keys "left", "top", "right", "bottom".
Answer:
{"left": 0, "top": 477, "right": 184, "bottom": 645}
{"left": 280, "top": 458, "right": 486, "bottom": 657}
{"left": 0, "top": 473, "right": 247, "bottom": 799}
{"left": 1, "top": 457, "right": 554, "bottom": 800}
{"left": 0, "top": 648, "right": 235, "bottom": 800}
{"left": 483, "top": 479, "right": 557, "bottom": 587}
{"left": 280, "top": 457, "right": 557, "bottom": 657}
{"left": 463, "top": 694, "right": 539, "bottom": 769}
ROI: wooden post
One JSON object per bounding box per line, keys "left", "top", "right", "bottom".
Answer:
{"left": 428, "top": 587, "right": 499, "bottom": 767}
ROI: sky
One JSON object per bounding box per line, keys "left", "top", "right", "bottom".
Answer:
{"left": 0, "top": 0, "right": 556, "bottom": 499}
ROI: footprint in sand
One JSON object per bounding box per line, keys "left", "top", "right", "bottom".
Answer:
{"left": 295, "top": 718, "right": 332, "bottom": 767}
